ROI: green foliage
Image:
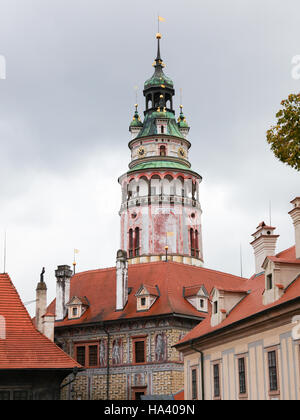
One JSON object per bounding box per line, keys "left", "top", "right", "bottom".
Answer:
{"left": 266, "top": 93, "right": 300, "bottom": 171}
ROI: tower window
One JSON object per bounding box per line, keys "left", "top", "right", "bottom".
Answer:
{"left": 160, "top": 145, "right": 166, "bottom": 157}
{"left": 190, "top": 228, "right": 195, "bottom": 257}
{"left": 195, "top": 230, "right": 199, "bottom": 258}
{"left": 161, "top": 125, "right": 164, "bottom": 134}
{"left": 129, "top": 229, "right": 133, "bottom": 258}
{"left": 134, "top": 227, "right": 140, "bottom": 257}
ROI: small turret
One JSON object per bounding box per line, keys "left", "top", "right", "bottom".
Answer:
{"left": 129, "top": 104, "right": 143, "bottom": 139}
{"left": 177, "top": 105, "right": 190, "bottom": 138}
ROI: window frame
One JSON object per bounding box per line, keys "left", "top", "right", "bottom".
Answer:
{"left": 267, "top": 348, "right": 280, "bottom": 397}
{"left": 213, "top": 362, "right": 221, "bottom": 400}
{"left": 266, "top": 273, "right": 273, "bottom": 290}
{"left": 74, "top": 341, "right": 100, "bottom": 368}
{"left": 191, "top": 367, "right": 198, "bottom": 400}
{"left": 237, "top": 356, "right": 248, "bottom": 399}
{"left": 132, "top": 335, "right": 147, "bottom": 365}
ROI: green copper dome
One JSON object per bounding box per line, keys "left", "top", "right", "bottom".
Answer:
{"left": 135, "top": 110, "right": 185, "bottom": 139}
{"left": 177, "top": 107, "right": 189, "bottom": 129}
{"left": 128, "top": 160, "right": 189, "bottom": 173}
{"left": 130, "top": 105, "right": 143, "bottom": 128}
{"left": 144, "top": 67, "right": 174, "bottom": 89}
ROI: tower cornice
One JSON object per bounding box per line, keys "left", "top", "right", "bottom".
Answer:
{"left": 128, "top": 134, "right": 192, "bottom": 150}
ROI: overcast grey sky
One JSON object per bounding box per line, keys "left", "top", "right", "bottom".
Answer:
{"left": 0, "top": 0, "right": 299, "bottom": 315}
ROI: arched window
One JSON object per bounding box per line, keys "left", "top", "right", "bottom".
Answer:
{"left": 195, "top": 230, "right": 199, "bottom": 258}
{"left": 161, "top": 126, "right": 164, "bottom": 134}
{"left": 129, "top": 229, "right": 133, "bottom": 258}
{"left": 134, "top": 227, "right": 140, "bottom": 257}
{"left": 190, "top": 228, "right": 195, "bottom": 257}
{"left": 160, "top": 145, "right": 166, "bottom": 157}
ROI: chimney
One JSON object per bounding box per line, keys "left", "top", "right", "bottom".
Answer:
{"left": 116, "top": 250, "right": 128, "bottom": 311}
{"left": 250, "top": 222, "right": 279, "bottom": 274}
{"left": 35, "top": 267, "right": 47, "bottom": 334}
{"left": 289, "top": 197, "right": 300, "bottom": 259}
{"left": 42, "top": 313, "right": 55, "bottom": 341}
{"left": 55, "top": 265, "right": 73, "bottom": 321}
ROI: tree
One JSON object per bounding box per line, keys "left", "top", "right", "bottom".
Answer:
{"left": 266, "top": 93, "right": 300, "bottom": 171}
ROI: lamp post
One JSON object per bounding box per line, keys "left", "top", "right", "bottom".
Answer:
{"left": 164, "top": 245, "right": 169, "bottom": 262}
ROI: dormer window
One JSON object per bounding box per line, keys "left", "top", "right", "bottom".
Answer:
{"left": 135, "top": 285, "right": 159, "bottom": 311}
{"left": 213, "top": 301, "right": 218, "bottom": 314}
{"left": 67, "top": 296, "right": 89, "bottom": 320}
{"left": 267, "top": 274, "right": 273, "bottom": 290}
{"left": 183, "top": 285, "right": 209, "bottom": 312}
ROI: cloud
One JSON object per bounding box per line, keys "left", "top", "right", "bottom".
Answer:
{"left": 0, "top": 0, "right": 299, "bottom": 315}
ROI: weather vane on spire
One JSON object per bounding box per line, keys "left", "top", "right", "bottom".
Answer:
{"left": 157, "top": 15, "right": 165, "bottom": 36}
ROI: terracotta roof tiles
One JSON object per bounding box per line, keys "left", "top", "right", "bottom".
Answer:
{"left": 0, "top": 273, "right": 81, "bottom": 370}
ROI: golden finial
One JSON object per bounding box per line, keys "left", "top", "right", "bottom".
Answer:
{"left": 160, "top": 94, "right": 163, "bottom": 98}
{"left": 156, "top": 32, "right": 162, "bottom": 39}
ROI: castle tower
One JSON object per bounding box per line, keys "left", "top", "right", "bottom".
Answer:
{"left": 119, "top": 33, "right": 203, "bottom": 267}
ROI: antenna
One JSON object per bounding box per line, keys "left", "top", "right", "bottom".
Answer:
{"left": 3, "top": 231, "right": 6, "bottom": 274}
{"left": 240, "top": 243, "right": 243, "bottom": 278}
{"left": 269, "top": 200, "right": 272, "bottom": 226}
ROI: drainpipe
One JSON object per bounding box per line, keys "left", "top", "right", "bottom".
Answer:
{"left": 190, "top": 340, "right": 205, "bottom": 401}
{"left": 104, "top": 326, "right": 110, "bottom": 400}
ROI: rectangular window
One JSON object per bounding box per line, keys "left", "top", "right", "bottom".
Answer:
{"left": 213, "top": 364, "right": 220, "bottom": 398}
{"left": 267, "top": 274, "right": 273, "bottom": 290}
{"left": 200, "top": 299, "right": 204, "bottom": 309}
{"left": 238, "top": 357, "right": 247, "bottom": 395}
{"left": 191, "top": 369, "right": 197, "bottom": 400}
{"left": 134, "top": 341, "right": 145, "bottom": 364}
{"left": 75, "top": 342, "right": 100, "bottom": 368}
{"left": 72, "top": 307, "right": 78, "bottom": 317}
{"left": 89, "top": 345, "right": 98, "bottom": 367}
{"left": 76, "top": 346, "right": 86, "bottom": 366}
{"left": 141, "top": 297, "right": 146, "bottom": 307}
{"left": 268, "top": 350, "right": 278, "bottom": 392}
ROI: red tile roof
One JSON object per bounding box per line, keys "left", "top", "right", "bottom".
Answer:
{"left": 268, "top": 245, "right": 300, "bottom": 264}
{"left": 49, "top": 261, "right": 247, "bottom": 328}
{"left": 0, "top": 273, "right": 81, "bottom": 370}
{"left": 177, "top": 246, "right": 300, "bottom": 346}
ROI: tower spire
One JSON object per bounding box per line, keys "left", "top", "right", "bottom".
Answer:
{"left": 155, "top": 32, "right": 162, "bottom": 63}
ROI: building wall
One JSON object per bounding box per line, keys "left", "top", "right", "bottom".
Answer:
{"left": 56, "top": 318, "right": 195, "bottom": 400}
{"left": 184, "top": 322, "right": 300, "bottom": 400}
